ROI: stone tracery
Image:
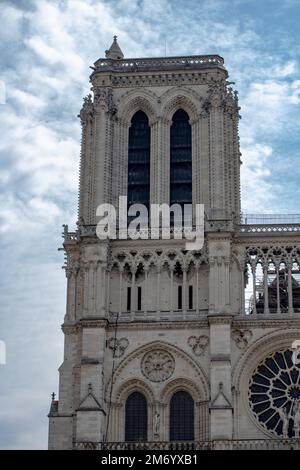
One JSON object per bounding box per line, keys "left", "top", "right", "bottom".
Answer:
{"left": 249, "top": 349, "right": 300, "bottom": 438}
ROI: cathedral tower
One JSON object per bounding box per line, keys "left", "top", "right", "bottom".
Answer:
{"left": 48, "top": 38, "right": 300, "bottom": 450}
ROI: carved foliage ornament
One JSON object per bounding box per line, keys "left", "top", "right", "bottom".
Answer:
{"left": 108, "top": 337, "right": 129, "bottom": 358}
{"left": 232, "top": 329, "right": 253, "bottom": 349}
{"left": 141, "top": 350, "right": 175, "bottom": 382}
{"left": 188, "top": 335, "right": 209, "bottom": 356}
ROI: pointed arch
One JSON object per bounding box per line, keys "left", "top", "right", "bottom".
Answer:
{"left": 118, "top": 90, "right": 157, "bottom": 126}
{"left": 160, "top": 89, "right": 200, "bottom": 124}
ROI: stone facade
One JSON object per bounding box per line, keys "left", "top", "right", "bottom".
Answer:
{"left": 48, "top": 38, "right": 300, "bottom": 450}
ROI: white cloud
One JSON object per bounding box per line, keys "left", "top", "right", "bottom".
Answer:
{"left": 290, "top": 80, "right": 300, "bottom": 104}
{"left": 273, "top": 61, "right": 298, "bottom": 77}
{"left": 240, "top": 142, "right": 276, "bottom": 212}
{"left": 10, "top": 88, "right": 45, "bottom": 110}
{"left": 27, "top": 37, "right": 63, "bottom": 64}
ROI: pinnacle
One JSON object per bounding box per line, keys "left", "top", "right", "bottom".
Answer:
{"left": 105, "top": 35, "right": 124, "bottom": 60}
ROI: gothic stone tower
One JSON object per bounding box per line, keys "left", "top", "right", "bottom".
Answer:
{"left": 48, "top": 37, "right": 300, "bottom": 450}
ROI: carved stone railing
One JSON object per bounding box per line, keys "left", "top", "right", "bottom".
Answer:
{"left": 62, "top": 225, "right": 78, "bottom": 244}
{"left": 240, "top": 312, "right": 300, "bottom": 319}
{"left": 240, "top": 224, "right": 300, "bottom": 234}
{"left": 62, "top": 218, "right": 300, "bottom": 244}
{"left": 93, "top": 55, "right": 224, "bottom": 73}
{"left": 109, "top": 310, "right": 208, "bottom": 323}
{"left": 75, "top": 438, "right": 300, "bottom": 450}
{"left": 240, "top": 214, "right": 300, "bottom": 234}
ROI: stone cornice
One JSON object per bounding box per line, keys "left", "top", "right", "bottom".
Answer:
{"left": 80, "top": 318, "right": 108, "bottom": 328}
{"left": 91, "top": 71, "right": 227, "bottom": 89}
{"left": 92, "top": 54, "right": 226, "bottom": 75}
{"left": 208, "top": 314, "right": 233, "bottom": 325}
{"left": 62, "top": 318, "right": 210, "bottom": 332}
{"left": 233, "top": 318, "right": 300, "bottom": 329}
{"left": 107, "top": 320, "right": 209, "bottom": 331}
{"left": 62, "top": 317, "right": 300, "bottom": 332}
{"left": 48, "top": 412, "right": 75, "bottom": 418}
{"left": 210, "top": 354, "right": 231, "bottom": 362}
{"left": 234, "top": 235, "right": 300, "bottom": 244}
{"left": 62, "top": 324, "right": 78, "bottom": 335}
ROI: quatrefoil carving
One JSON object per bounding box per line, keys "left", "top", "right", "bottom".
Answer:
{"left": 188, "top": 335, "right": 209, "bottom": 356}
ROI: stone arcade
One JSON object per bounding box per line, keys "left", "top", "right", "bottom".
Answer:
{"left": 48, "top": 37, "right": 300, "bottom": 450}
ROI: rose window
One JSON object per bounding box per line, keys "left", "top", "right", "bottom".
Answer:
{"left": 141, "top": 350, "right": 175, "bottom": 382}
{"left": 249, "top": 349, "right": 300, "bottom": 438}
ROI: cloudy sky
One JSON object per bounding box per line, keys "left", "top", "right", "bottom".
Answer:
{"left": 0, "top": 0, "right": 300, "bottom": 449}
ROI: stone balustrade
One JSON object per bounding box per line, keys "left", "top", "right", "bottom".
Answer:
{"left": 93, "top": 55, "right": 225, "bottom": 73}
{"left": 75, "top": 438, "right": 300, "bottom": 450}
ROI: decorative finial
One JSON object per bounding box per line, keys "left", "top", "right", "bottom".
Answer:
{"left": 88, "top": 382, "right": 93, "bottom": 394}
{"left": 113, "top": 35, "right": 117, "bottom": 42}
{"left": 51, "top": 392, "right": 56, "bottom": 401}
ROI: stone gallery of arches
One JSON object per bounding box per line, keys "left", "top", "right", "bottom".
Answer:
{"left": 48, "top": 37, "right": 300, "bottom": 450}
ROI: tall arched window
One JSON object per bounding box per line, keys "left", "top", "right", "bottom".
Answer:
{"left": 128, "top": 111, "right": 150, "bottom": 210}
{"left": 170, "top": 109, "right": 192, "bottom": 206}
{"left": 125, "top": 392, "right": 148, "bottom": 441}
{"left": 170, "top": 391, "right": 194, "bottom": 441}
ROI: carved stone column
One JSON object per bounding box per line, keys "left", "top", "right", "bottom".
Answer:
{"left": 131, "top": 265, "right": 136, "bottom": 319}
{"left": 92, "top": 88, "right": 115, "bottom": 220}
{"left": 83, "top": 262, "right": 89, "bottom": 315}
{"left": 144, "top": 265, "right": 149, "bottom": 315}
{"left": 263, "top": 263, "right": 270, "bottom": 315}
{"left": 169, "top": 264, "right": 174, "bottom": 314}
{"left": 76, "top": 319, "right": 107, "bottom": 444}
{"left": 156, "top": 266, "right": 161, "bottom": 318}
{"left": 199, "top": 110, "right": 210, "bottom": 208}
{"left": 208, "top": 239, "right": 231, "bottom": 314}
{"left": 191, "top": 117, "right": 200, "bottom": 208}
{"left": 208, "top": 93, "right": 225, "bottom": 211}
{"left": 182, "top": 266, "right": 187, "bottom": 315}
{"left": 195, "top": 264, "right": 200, "bottom": 314}
{"left": 275, "top": 261, "right": 281, "bottom": 314}
{"left": 118, "top": 266, "right": 123, "bottom": 315}
{"left": 251, "top": 262, "right": 257, "bottom": 315}
{"left": 78, "top": 95, "right": 94, "bottom": 224}
{"left": 209, "top": 315, "right": 233, "bottom": 440}
{"left": 95, "top": 262, "right": 105, "bottom": 316}
{"left": 112, "top": 118, "right": 128, "bottom": 212}
{"left": 159, "top": 118, "right": 171, "bottom": 205}
{"left": 65, "top": 268, "right": 77, "bottom": 322}
{"left": 287, "top": 260, "right": 294, "bottom": 314}
{"left": 150, "top": 116, "right": 162, "bottom": 205}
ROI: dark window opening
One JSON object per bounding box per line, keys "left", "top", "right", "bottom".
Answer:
{"left": 137, "top": 286, "right": 142, "bottom": 311}
{"left": 170, "top": 391, "right": 194, "bottom": 441}
{"left": 170, "top": 109, "right": 192, "bottom": 207}
{"left": 188, "top": 285, "right": 193, "bottom": 310}
{"left": 128, "top": 111, "right": 150, "bottom": 222}
{"left": 125, "top": 392, "right": 147, "bottom": 442}
{"left": 127, "top": 287, "right": 131, "bottom": 311}
{"left": 178, "top": 285, "right": 182, "bottom": 310}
